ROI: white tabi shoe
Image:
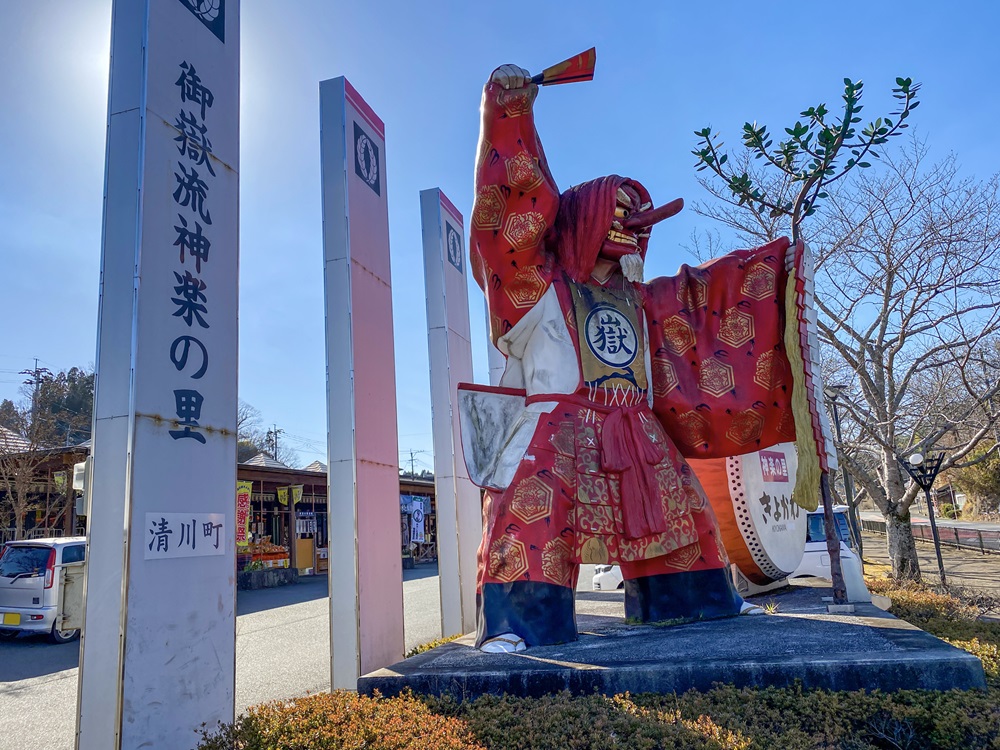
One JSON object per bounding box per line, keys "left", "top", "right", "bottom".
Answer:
{"left": 479, "top": 633, "right": 527, "bottom": 653}
{"left": 739, "top": 602, "right": 766, "bottom": 615}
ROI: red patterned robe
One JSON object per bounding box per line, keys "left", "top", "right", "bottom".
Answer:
{"left": 468, "top": 78, "right": 813, "bottom": 645}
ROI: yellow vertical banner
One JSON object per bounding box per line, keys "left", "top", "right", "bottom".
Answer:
{"left": 277, "top": 486, "right": 289, "bottom": 506}
{"left": 290, "top": 485, "right": 303, "bottom": 506}
{"left": 236, "top": 481, "right": 253, "bottom": 547}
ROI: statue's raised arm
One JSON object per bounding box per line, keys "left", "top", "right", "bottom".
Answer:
{"left": 470, "top": 64, "right": 560, "bottom": 347}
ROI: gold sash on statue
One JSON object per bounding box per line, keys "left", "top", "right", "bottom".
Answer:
{"left": 569, "top": 280, "right": 647, "bottom": 393}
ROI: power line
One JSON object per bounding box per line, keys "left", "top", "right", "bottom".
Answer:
{"left": 282, "top": 432, "right": 326, "bottom": 451}
{"left": 399, "top": 448, "right": 432, "bottom": 476}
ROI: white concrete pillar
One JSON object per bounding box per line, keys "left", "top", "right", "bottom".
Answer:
{"left": 77, "top": 1, "right": 239, "bottom": 747}
{"left": 420, "top": 189, "right": 482, "bottom": 637}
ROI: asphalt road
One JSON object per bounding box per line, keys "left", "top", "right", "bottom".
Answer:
{"left": 860, "top": 529, "right": 1000, "bottom": 593}
{"left": 0, "top": 563, "right": 449, "bottom": 750}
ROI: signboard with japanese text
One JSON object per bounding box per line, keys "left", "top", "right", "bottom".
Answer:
{"left": 144, "top": 513, "right": 226, "bottom": 559}
{"left": 77, "top": 1, "right": 239, "bottom": 748}
{"left": 236, "top": 480, "right": 252, "bottom": 546}
{"left": 321, "top": 77, "right": 404, "bottom": 688}
{"left": 760, "top": 450, "right": 790, "bottom": 483}
{"left": 420, "top": 188, "right": 481, "bottom": 636}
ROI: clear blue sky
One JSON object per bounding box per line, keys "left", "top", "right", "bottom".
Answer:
{"left": 2, "top": 1, "right": 998, "bottom": 470}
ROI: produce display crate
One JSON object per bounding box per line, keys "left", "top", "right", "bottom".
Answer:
{"left": 249, "top": 549, "right": 290, "bottom": 569}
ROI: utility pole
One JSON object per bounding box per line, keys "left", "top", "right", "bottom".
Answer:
{"left": 400, "top": 449, "right": 428, "bottom": 478}
{"left": 19, "top": 359, "right": 50, "bottom": 438}
{"left": 267, "top": 424, "right": 284, "bottom": 461}
{"left": 32, "top": 358, "right": 40, "bottom": 423}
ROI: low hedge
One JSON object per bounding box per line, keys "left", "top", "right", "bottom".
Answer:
{"left": 196, "top": 691, "right": 482, "bottom": 750}
{"left": 197, "top": 578, "right": 1000, "bottom": 750}
{"left": 197, "top": 686, "right": 1000, "bottom": 749}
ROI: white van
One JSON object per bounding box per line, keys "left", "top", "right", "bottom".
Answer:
{"left": 0, "top": 536, "right": 86, "bottom": 643}
{"left": 790, "top": 506, "right": 861, "bottom": 579}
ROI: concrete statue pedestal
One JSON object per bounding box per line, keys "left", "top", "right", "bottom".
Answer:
{"left": 359, "top": 579, "right": 985, "bottom": 699}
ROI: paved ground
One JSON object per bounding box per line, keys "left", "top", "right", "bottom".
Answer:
{"left": 0, "top": 564, "right": 444, "bottom": 750}
{"left": 2, "top": 545, "right": 995, "bottom": 750}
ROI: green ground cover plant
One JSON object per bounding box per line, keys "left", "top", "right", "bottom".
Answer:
{"left": 405, "top": 633, "right": 462, "bottom": 658}
{"left": 197, "top": 576, "right": 1000, "bottom": 749}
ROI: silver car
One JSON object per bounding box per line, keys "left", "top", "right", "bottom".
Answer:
{"left": 0, "top": 536, "right": 86, "bottom": 643}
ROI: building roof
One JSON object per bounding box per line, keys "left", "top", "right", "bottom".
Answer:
{"left": 303, "top": 460, "right": 327, "bottom": 472}
{"left": 242, "top": 452, "right": 290, "bottom": 469}
{"left": 0, "top": 425, "right": 31, "bottom": 452}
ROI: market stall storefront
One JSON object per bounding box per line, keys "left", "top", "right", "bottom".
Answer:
{"left": 236, "top": 462, "right": 328, "bottom": 576}
{"left": 236, "top": 465, "right": 439, "bottom": 579}
{"left": 400, "top": 477, "right": 436, "bottom": 568}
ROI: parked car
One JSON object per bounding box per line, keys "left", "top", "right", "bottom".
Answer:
{"left": 790, "top": 505, "right": 860, "bottom": 579}
{"left": 0, "top": 536, "right": 86, "bottom": 643}
{"left": 593, "top": 506, "right": 862, "bottom": 591}
{"left": 592, "top": 564, "right": 624, "bottom": 591}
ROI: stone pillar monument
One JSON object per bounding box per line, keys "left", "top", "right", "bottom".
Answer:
{"left": 320, "top": 77, "right": 404, "bottom": 688}
{"left": 420, "top": 188, "right": 482, "bottom": 637}
{"left": 77, "top": 1, "right": 240, "bottom": 747}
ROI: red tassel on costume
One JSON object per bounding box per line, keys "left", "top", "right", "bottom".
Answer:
{"left": 601, "top": 407, "right": 667, "bottom": 539}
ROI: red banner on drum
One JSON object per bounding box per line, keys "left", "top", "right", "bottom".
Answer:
{"left": 760, "top": 451, "right": 789, "bottom": 483}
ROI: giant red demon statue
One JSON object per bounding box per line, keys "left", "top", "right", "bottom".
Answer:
{"left": 462, "top": 62, "right": 830, "bottom": 652}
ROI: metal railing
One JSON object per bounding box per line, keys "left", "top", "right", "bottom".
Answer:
{"left": 862, "top": 518, "right": 1000, "bottom": 554}
{"left": 0, "top": 527, "right": 65, "bottom": 544}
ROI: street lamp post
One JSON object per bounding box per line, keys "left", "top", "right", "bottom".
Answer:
{"left": 825, "top": 385, "right": 863, "bottom": 561}
{"left": 897, "top": 452, "right": 947, "bottom": 587}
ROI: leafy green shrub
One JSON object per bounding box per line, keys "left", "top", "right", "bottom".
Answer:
{"left": 424, "top": 691, "right": 755, "bottom": 750}
{"left": 405, "top": 633, "right": 461, "bottom": 658}
{"left": 197, "top": 685, "right": 1000, "bottom": 749}
{"left": 939, "top": 502, "right": 960, "bottom": 519}
{"left": 692, "top": 685, "right": 1000, "bottom": 749}
{"left": 865, "top": 576, "right": 979, "bottom": 622}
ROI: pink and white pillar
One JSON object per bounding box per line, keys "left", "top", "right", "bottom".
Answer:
{"left": 420, "top": 189, "right": 481, "bottom": 637}
{"left": 320, "top": 78, "right": 404, "bottom": 687}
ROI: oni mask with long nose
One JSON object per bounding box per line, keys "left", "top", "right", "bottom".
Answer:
{"left": 549, "top": 175, "right": 683, "bottom": 285}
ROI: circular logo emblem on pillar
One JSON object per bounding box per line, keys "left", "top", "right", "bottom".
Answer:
{"left": 356, "top": 134, "right": 379, "bottom": 187}
{"left": 177, "top": 0, "right": 226, "bottom": 41}
{"left": 446, "top": 222, "right": 463, "bottom": 273}
{"left": 190, "top": 0, "right": 221, "bottom": 21}
{"left": 584, "top": 306, "right": 638, "bottom": 368}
